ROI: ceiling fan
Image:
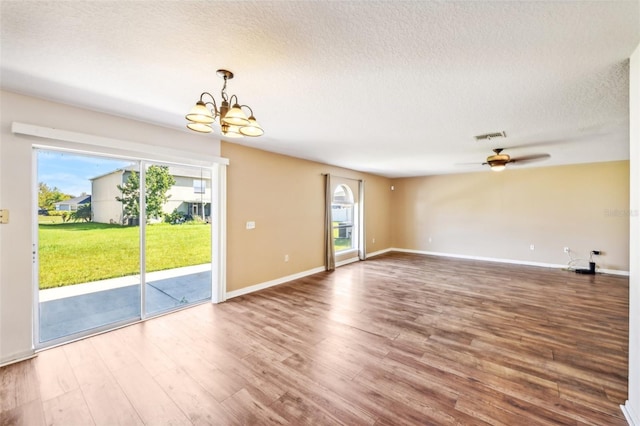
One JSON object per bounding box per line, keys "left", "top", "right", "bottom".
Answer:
{"left": 483, "top": 148, "right": 550, "bottom": 172}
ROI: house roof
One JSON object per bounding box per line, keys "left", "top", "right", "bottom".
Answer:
{"left": 54, "top": 195, "right": 91, "bottom": 206}
{"left": 90, "top": 165, "right": 212, "bottom": 182}
{"left": 1, "top": 2, "right": 639, "bottom": 177}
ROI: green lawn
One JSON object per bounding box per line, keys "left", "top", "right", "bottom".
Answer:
{"left": 39, "top": 222, "right": 211, "bottom": 289}
{"left": 334, "top": 237, "right": 352, "bottom": 252}
{"left": 38, "top": 214, "right": 64, "bottom": 224}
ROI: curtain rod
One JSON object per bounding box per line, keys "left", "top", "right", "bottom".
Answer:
{"left": 321, "top": 173, "right": 363, "bottom": 182}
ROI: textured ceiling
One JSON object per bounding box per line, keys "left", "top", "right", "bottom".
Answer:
{"left": 1, "top": 1, "right": 639, "bottom": 177}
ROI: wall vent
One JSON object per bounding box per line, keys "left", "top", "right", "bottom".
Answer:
{"left": 475, "top": 131, "right": 506, "bottom": 141}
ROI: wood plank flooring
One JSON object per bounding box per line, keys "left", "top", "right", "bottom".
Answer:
{"left": 0, "top": 252, "right": 629, "bottom": 425}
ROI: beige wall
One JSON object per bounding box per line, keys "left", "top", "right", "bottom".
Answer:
{"left": 221, "top": 142, "right": 392, "bottom": 292}
{"left": 391, "top": 161, "right": 630, "bottom": 271}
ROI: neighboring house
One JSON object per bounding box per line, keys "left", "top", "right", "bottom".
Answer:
{"left": 90, "top": 165, "right": 211, "bottom": 224}
{"left": 53, "top": 194, "right": 91, "bottom": 212}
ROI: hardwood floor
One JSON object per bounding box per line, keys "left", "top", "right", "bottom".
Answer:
{"left": 0, "top": 252, "right": 629, "bottom": 425}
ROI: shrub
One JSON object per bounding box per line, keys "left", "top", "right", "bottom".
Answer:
{"left": 187, "top": 215, "right": 206, "bottom": 224}
{"left": 165, "top": 209, "right": 189, "bottom": 225}
{"left": 70, "top": 203, "right": 92, "bottom": 222}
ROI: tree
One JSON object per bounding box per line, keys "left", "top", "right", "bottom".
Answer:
{"left": 38, "top": 182, "right": 72, "bottom": 211}
{"left": 145, "top": 165, "right": 176, "bottom": 219}
{"left": 116, "top": 170, "right": 140, "bottom": 221}
{"left": 116, "top": 165, "right": 175, "bottom": 223}
{"left": 70, "top": 203, "right": 92, "bottom": 222}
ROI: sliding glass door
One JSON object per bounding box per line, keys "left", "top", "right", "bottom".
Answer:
{"left": 36, "top": 150, "right": 142, "bottom": 343}
{"left": 143, "top": 162, "right": 212, "bottom": 316}
{"left": 35, "top": 150, "right": 214, "bottom": 346}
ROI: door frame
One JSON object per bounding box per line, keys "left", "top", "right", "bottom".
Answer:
{"left": 28, "top": 131, "right": 227, "bottom": 349}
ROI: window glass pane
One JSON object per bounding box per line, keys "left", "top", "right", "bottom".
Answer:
{"left": 145, "top": 163, "right": 212, "bottom": 316}
{"left": 193, "top": 179, "right": 205, "bottom": 194}
{"left": 37, "top": 150, "right": 141, "bottom": 343}
{"left": 332, "top": 185, "right": 355, "bottom": 252}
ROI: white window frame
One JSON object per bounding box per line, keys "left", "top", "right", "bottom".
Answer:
{"left": 331, "top": 184, "right": 357, "bottom": 253}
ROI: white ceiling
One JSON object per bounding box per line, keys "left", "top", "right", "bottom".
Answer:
{"left": 1, "top": 1, "right": 639, "bottom": 178}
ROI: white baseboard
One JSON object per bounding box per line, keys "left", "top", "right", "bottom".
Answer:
{"left": 366, "top": 248, "right": 393, "bottom": 258}
{"left": 622, "top": 400, "right": 639, "bottom": 425}
{"left": 391, "top": 248, "right": 630, "bottom": 276}
{"left": 600, "top": 268, "right": 630, "bottom": 277}
{"left": 223, "top": 247, "right": 629, "bottom": 301}
{"left": 0, "top": 350, "right": 37, "bottom": 368}
{"left": 224, "top": 248, "right": 397, "bottom": 300}
{"left": 336, "top": 257, "right": 360, "bottom": 267}
{"left": 225, "top": 266, "right": 326, "bottom": 300}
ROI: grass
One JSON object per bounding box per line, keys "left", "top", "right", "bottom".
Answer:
{"left": 38, "top": 222, "right": 211, "bottom": 289}
{"left": 334, "top": 237, "right": 352, "bottom": 252}
{"left": 38, "top": 214, "right": 64, "bottom": 224}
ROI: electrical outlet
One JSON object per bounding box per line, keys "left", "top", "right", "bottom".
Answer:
{"left": 564, "top": 247, "right": 570, "bottom": 253}
{"left": 284, "top": 254, "right": 289, "bottom": 262}
{"left": 372, "top": 237, "right": 376, "bottom": 244}
{"left": 529, "top": 244, "right": 535, "bottom": 251}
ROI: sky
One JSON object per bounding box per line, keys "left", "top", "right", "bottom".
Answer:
{"left": 37, "top": 150, "right": 134, "bottom": 197}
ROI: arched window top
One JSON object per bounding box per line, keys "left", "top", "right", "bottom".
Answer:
{"left": 333, "top": 184, "right": 354, "bottom": 205}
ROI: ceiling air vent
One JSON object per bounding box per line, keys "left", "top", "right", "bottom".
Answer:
{"left": 474, "top": 131, "right": 506, "bottom": 141}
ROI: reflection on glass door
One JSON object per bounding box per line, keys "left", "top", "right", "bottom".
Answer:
{"left": 143, "top": 162, "right": 212, "bottom": 316}
{"left": 36, "top": 150, "right": 141, "bottom": 343}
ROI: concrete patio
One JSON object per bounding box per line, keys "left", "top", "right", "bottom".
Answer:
{"left": 39, "top": 264, "right": 212, "bottom": 342}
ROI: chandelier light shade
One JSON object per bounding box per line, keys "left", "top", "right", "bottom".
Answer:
{"left": 186, "top": 121, "right": 213, "bottom": 133}
{"left": 239, "top": 115, "right": 264, "bottom": 137}
{"left": 185, "top": 69, "right": 263, "bottom": 138}
{"left": 186, "top": 101, "right": 215, "bottom": 124}
{"left": 221, "top": 103, "right": 250, "bottom": 126}
{"left": 221, "top": 123, "right": 244, "bottom": 138}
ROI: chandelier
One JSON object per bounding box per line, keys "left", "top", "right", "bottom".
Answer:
{"left": 185, "top": 69, "right": 263, "bottom": 138}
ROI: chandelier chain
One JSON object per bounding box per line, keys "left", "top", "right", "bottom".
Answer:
{"left": 221, "top": 76, "right": 229, "bottom": 102}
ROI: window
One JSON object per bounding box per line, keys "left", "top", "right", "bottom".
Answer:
{"left": 332, "top": 185, "right": 355, "bottom": 252}
{"left": 193, "top": 179, "right": 205, "bottom": 194}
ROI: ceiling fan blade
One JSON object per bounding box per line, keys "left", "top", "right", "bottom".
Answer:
{"left": 454, "top": 162, "right": 484, "bottom": 167}
{"left": 509, "top": 153, "right": 550, "bottom": 164}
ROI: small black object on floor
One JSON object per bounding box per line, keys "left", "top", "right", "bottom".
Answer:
{"left": 575, "top": 261, "right": 596, "bottom": 275}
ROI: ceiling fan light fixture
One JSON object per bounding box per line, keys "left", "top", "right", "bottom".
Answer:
{"left": 478, "top": 147, "right": 549, "bottom": 172}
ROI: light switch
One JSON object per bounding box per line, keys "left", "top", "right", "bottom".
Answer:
{"left": 246, "top": 221, "right": 256, "bottom": 230}
{"left": 0, "top": 209, "right": 8, "bottom": 224}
